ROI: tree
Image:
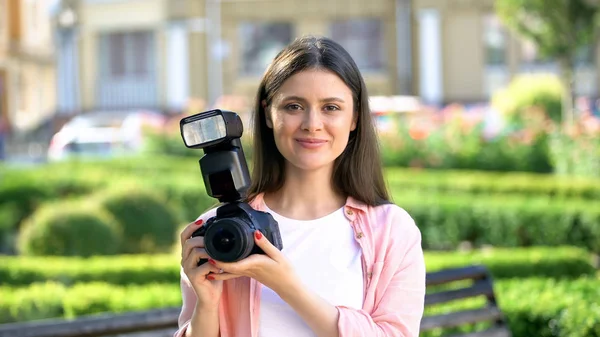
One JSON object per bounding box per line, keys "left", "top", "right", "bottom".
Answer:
{"left": 495, "top": 0, "right": 600, "bottom": 126}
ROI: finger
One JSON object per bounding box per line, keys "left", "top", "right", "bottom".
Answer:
{"left": 253, "top": 230, "right": 283, "bottom": 260}
{"left": 210, "top": 254, "right": 266, "bottom": 275}
{"left": 179, "top": 219, "right": 205, "bottom": 247}
{"left": 182, "top": 236, "right": 205, "bottom": 260}
{"left": 209, "top": 272, "right": 242, "bottom": 281}
{"left": 183, "top": 247, "right": 210, "bottom": 272}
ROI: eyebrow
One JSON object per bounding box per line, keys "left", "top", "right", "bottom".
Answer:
{"left": 281, "top": 95, "right": 346, "bottom": 104}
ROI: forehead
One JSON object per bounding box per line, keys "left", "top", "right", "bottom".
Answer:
{"left": 275, "top": 69, "right": 352, "bottom": 99}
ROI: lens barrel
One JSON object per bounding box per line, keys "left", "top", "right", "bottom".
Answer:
{"left": 204, "top": 218, "right": 255, "bottom": 262}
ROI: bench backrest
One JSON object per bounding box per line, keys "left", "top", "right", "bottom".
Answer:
{"left": 421, "top": 265, "right": 512, "bottom": 337}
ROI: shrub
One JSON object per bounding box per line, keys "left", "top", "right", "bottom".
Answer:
{"left": 1, "top": 277, "right": 599, "bottom": 336}
{"left": 422, "top": 276, "right": 600, "bottom": 337}
{"left": 0, "top": 254, "right": 181, "bottom": 286}
{"left": 492, "top": 74, "right": 564, "bottom": 124}
{"left": 0, "top": 247, "right": 592, "bottom": 287}
{"left": 16, "top": 201, "right": 122, "bottom": 257}
{"left": 96, "top": 187, "right": 181, "bottom": 254}
{"left": 385, "top": 167, "right": 600, "bottom": 200}
{"left": 0, "top": 282, "right": 181, "bottom": 324}
{"left": 392, "top": 190, "right": 600, "bottom": 252}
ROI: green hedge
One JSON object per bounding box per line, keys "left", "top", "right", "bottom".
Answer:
{"left": 95, "top": 187, "right": 181, "bottom": 254}
{"left": 0, "top": 282, "right": 182, "bottom": 323}
{"left": 0, "top": 156, "right": 213, "bottom": 254}
{"left": 1, "top": 277, "right": 598, "bottom": 336}
{"left": 3, "top": 156, "right": 600, "bottom": 255}
{"left": 0, "top": 247, "right": 593, "bottom": 287}
{"left": 392, "top": 190, "right": 600, "bottom": 252}
{"left": 385, "top": 167, "right": 600, "bottom": 200}
{"left": 16, "top": 201, "right": 122, "bottom": 257}
{"left": 422, "top": 276, "right": 600, "bottom": 337}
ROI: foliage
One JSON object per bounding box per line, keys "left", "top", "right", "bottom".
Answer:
{"left": 95, "top": 187, "right": 181, "bottom": 254}
{"left": 0, "top": 247, "right": 593, "bottom": 287}
{"left": 16, "top": 201, "right": 122, "bottom": 257}
{"left": 492, "top": 74, "right": 564, "bottom": 124}
{"left": 391, "top": 190, "right": 600, "bottom": 253}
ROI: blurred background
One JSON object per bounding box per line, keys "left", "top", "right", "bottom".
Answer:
{"left": 0, "top": 0, "right": 599, "bottom": 336}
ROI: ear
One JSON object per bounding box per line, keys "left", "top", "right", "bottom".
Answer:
{"left": 350, "top": 115, "right": 357, "bottom": 131}
{"left": 262, "top": 100, "right": 273, "bottom": 129}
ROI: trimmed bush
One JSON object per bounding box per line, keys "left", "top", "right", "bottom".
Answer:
{"left": 96, "top": 187, "right": 180, "bottom": 254}
{"left": 1, "top": 277, "right": 599, "bottom": 336}
{"left": 16, "top": 201, "right": 122, "bottom": 257}
{"left": 422, "top": 277, "right": 600, "bottom": 337}
{"left": 0, "top": 247, "right": 593, "bottom": 287}
{"left": 392, "top": 190, "right": 600, "bottom": 252}
{"left": 385, "top": 167, "right": 600, "bottom": 200}
{"left": 0, "top": 254, "right": 181, "bottom": 286}
{"left": 0, "top": 282, "right": 181, "bottom": 324}
{"left": 425, "top": 247, "right": 595, "bottom": 279}
{"left": 492, "top": 73, "right": 564, "bottom": 124}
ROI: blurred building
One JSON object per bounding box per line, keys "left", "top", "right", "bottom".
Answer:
{"left": 52, "top": 0, "right": 599, "bottom": 118}
{"left": 0, "top": 0, "right": 56, "bottom": 132}
{"left": 412, "top": 0, "right": 598, "bottom": 105}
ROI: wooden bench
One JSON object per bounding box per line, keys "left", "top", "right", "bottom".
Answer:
{"left": 421, "top": 265, "right": 512, "bottom": 337}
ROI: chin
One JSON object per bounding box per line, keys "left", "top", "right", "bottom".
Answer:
{"left": 288, "top": 160, "right": 334, "bottom": 172}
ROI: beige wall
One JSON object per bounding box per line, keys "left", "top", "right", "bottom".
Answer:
{"left": 413, "top": 0, "right": 600, "bottom": 102}
{"left": 78, "top": 0, "right": 166, "bottom": 109}
{"left": 0, "top": 0, "right": 56, "bottom": 131}
{"left": 219, "top": 0, "right": 401, "bottom": 101}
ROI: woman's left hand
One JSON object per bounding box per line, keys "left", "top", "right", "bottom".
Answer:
{"left": 207, "top": 230, "right": 298, "bottom": 294}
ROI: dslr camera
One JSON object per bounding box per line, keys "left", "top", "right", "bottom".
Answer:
{"left": 180, "top": 109, "right": 283, "bottom": 265}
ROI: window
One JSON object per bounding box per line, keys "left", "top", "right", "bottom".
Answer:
{"left": 483, "top": 15, "right": 507, "bottom": 66}
{"left": 330, "top": 19, "right": 385, "bottom": 72}
{"left": 101, "top": 31, "right": 152, "bottom": 79}
{"left": 239, "top": 22, "right": 292, "bottom": 76}
{"left": 482, "top": 15, "right": 509, "bottom": 98}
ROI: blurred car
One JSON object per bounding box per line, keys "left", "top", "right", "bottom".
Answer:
{"left": 47, "top": 109, "right": 167, "bottom": 161}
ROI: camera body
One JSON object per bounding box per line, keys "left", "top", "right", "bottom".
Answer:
{"left": 191, "top": 202, "right": 282, "bottom": 263}
{"left": 180, "top": 109, "right": 283, "bottom": 264}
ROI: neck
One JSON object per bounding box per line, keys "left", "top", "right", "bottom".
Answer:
{"left": 264, "top": 163, "right": 346, "bottom": 220}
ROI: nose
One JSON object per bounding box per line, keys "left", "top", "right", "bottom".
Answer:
{"left": 301, "top": 109, "right": 323, "bottom": 132}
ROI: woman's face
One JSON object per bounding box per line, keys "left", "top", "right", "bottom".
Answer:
{"left": 266, "top": 69, "right": 357, "bottom": 173}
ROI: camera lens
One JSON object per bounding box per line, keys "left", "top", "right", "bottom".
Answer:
{"left": 204, "top": 218, "right": 255, "bottom": 262}
{"left": 212, "top": 228, "right": 236, "bottom": 253}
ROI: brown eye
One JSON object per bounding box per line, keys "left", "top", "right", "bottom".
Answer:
{"left": 324, "top": 105, "right": 340, "bottom": 111}
{"left": 285, "top": 103, "right": 302, "bottom": 111}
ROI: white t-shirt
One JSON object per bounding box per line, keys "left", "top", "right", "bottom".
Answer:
{"left": 258, "top": 205, "right": 364, "bottom": 337}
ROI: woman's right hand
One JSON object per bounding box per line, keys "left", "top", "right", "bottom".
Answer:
{"left": 180, "top": 219, "right": 226, "bottom": 309}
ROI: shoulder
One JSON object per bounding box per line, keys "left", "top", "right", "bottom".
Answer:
{"left": 363, "top": 203, "right": 422, "bottom": 258}
{"left": 366, "top": 203, "right": 420, "bottom": 237}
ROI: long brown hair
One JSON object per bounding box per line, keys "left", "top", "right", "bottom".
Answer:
{"left": 245, "top": 36, "right": 390, "bottom": 206}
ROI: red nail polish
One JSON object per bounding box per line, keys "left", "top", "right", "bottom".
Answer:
{"left": 208, "top": 259, "right": 216, "bottom": 265}
{"left": 207, "top": 275, "right": 215, "bottom": 280}
{"left": 194, "top": 219, "right": 203, "bottom": 226}
{"left": 255, "top": 231, "right": 263, "bottom": 240}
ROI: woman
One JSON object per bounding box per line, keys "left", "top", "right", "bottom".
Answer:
{"left": 175, "top": 36, "right": 426, "bottom": 337}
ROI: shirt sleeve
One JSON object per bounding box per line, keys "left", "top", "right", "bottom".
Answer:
{"left": 173, "top": 268, "right": 196, "bottom": 337}
{"left": 336, "top": 209, "right": 426, "bottom": 337}
{"left": 173, "top": 208, "right": 219, "bottom": 337}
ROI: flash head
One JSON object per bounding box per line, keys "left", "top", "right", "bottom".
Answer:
{"left": 180, "top": 109, "right": 251, "bottom": 203}
{"left": 180, "top": 109, "right": 243, "bottom": 149}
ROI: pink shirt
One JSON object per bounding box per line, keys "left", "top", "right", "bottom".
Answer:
{"left": 174, "top": 193, "right": 426, "bottom": 337}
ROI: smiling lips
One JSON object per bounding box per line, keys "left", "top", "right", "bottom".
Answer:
{"left": 295, "top": 138, "right": 328, "bottom": 149}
